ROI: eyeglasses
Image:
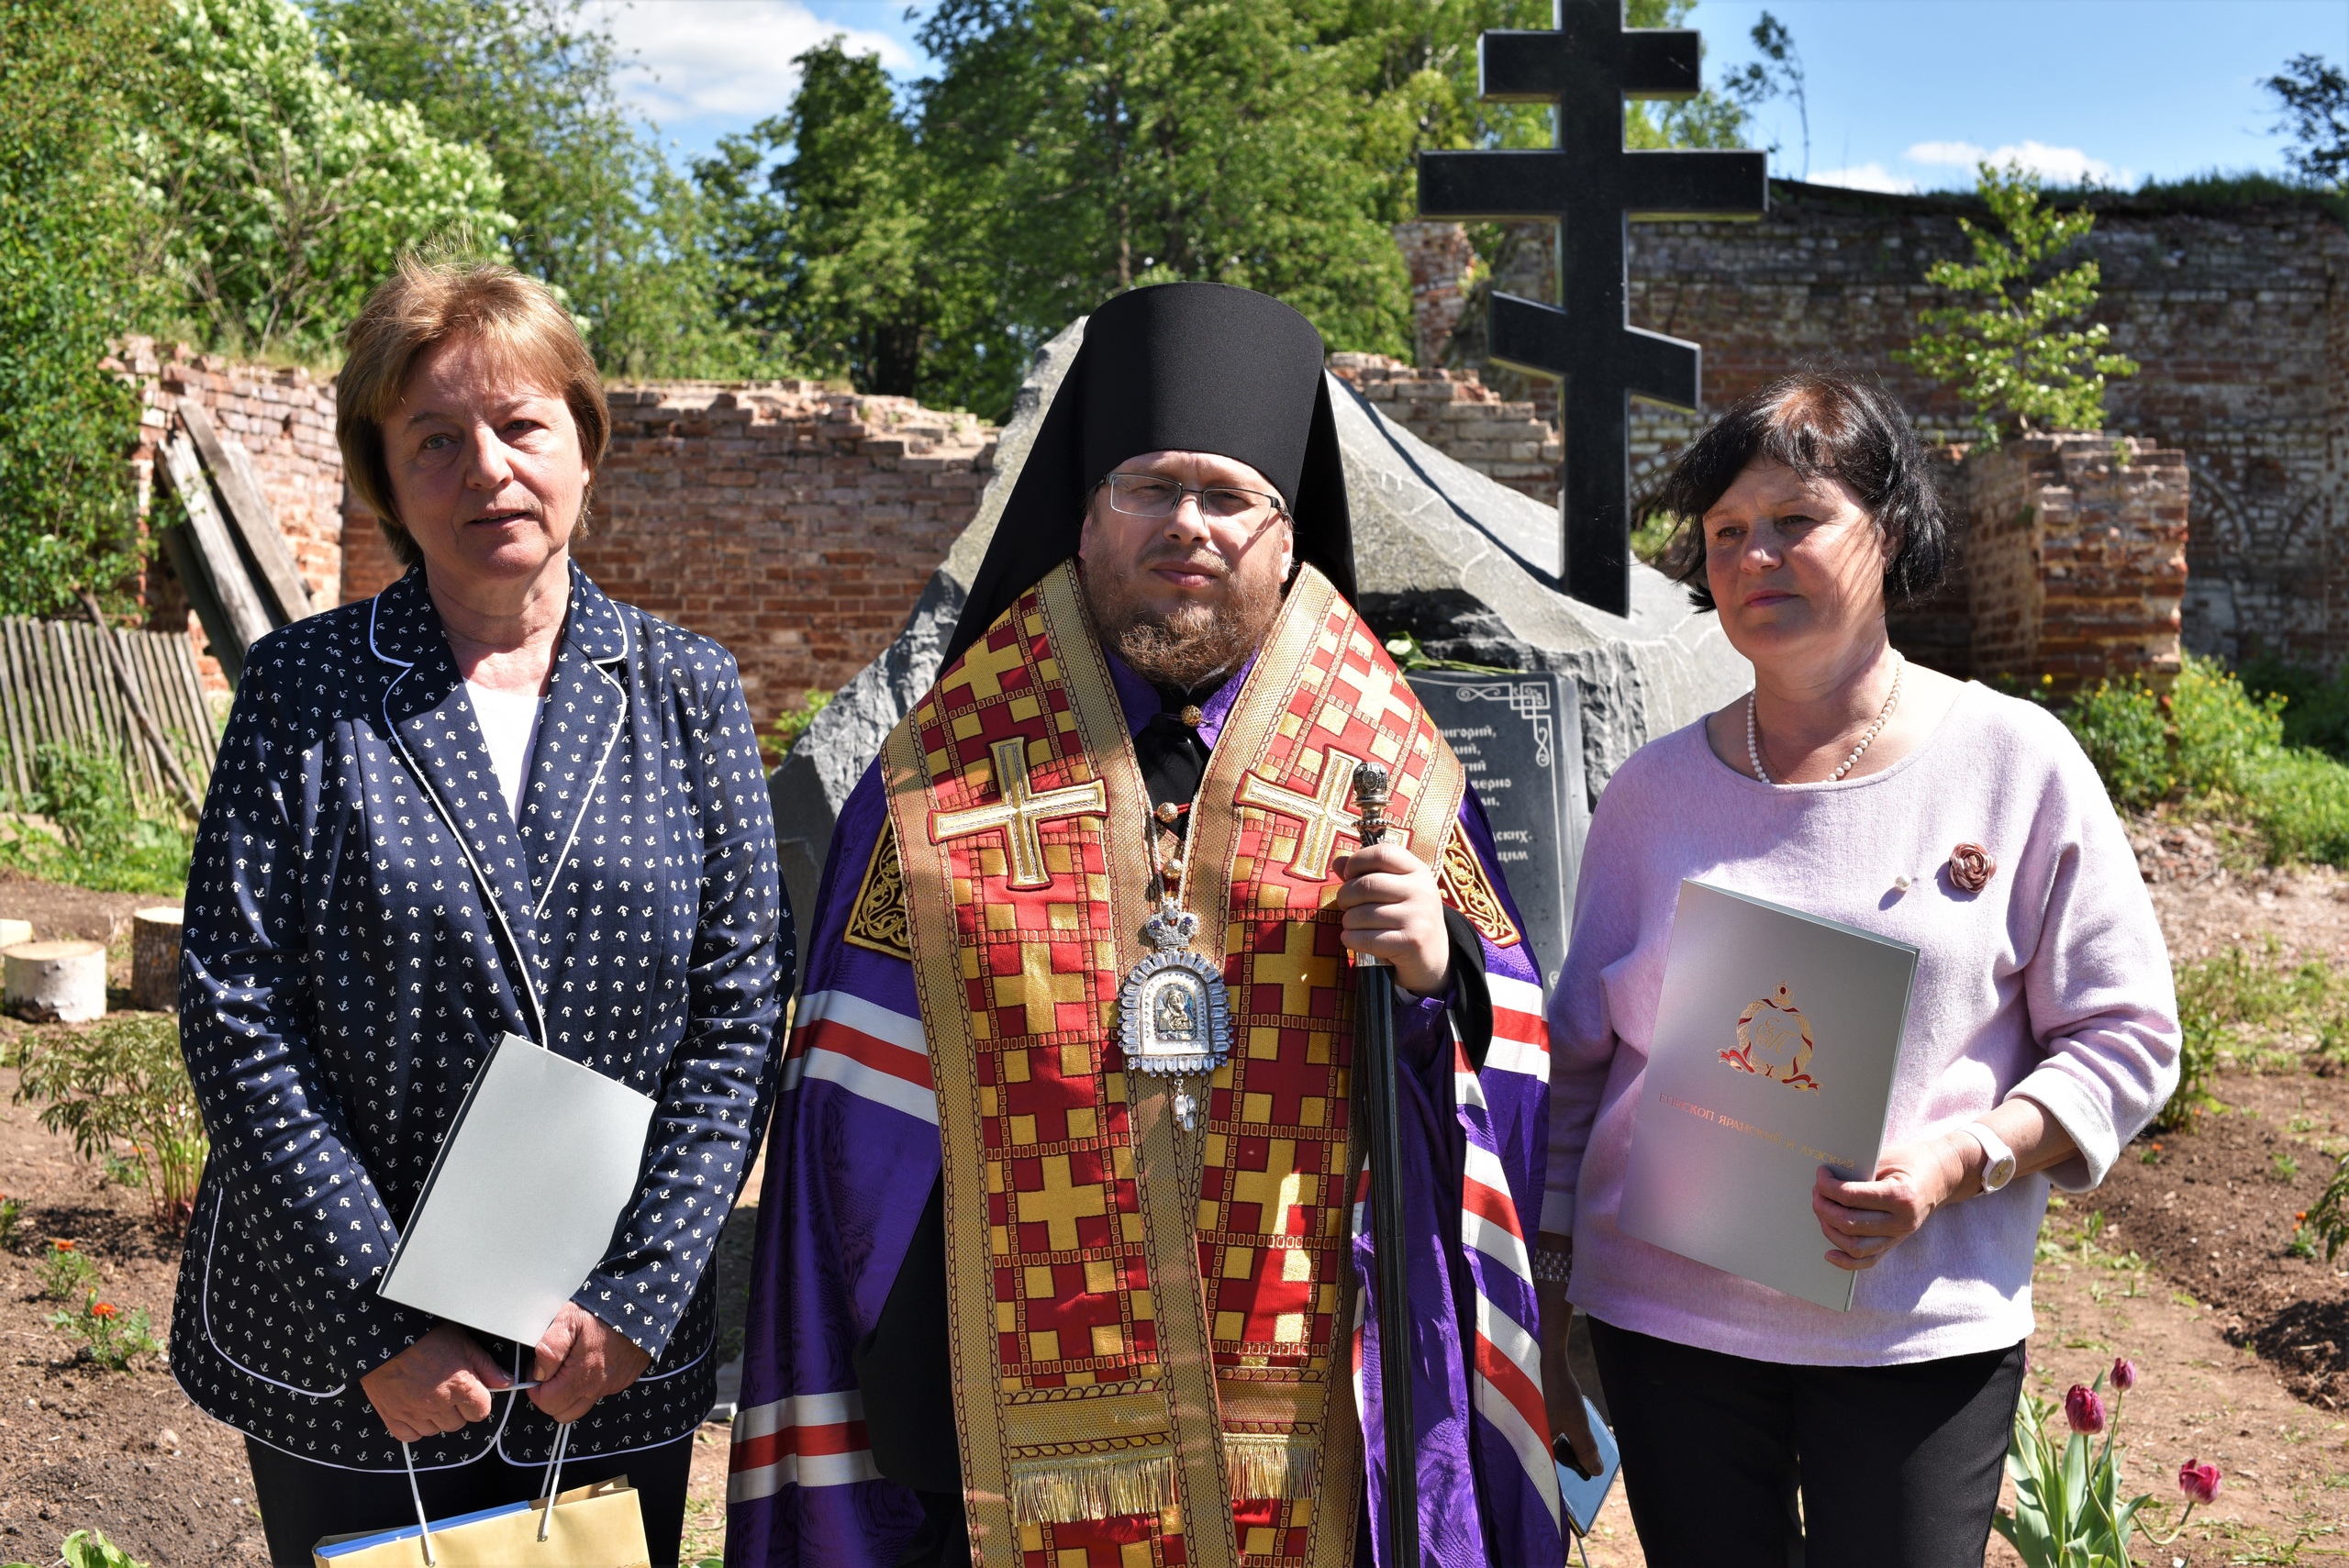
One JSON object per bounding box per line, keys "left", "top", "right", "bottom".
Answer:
{"left": 1097, "top": 472, "right": 1286, "bottom": 525}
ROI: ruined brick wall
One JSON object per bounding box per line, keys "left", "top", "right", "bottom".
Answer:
{"left": 1958, "top": 437, "right": 2189, "bottom": 690}
{"left": 1409, "top": 186, "right": 2349, "bottom": 673}
{"left": 118, "top": 337, "right": 347, "bottom": 692}
{"left": 584, "top": 384, "right": 996, "bottom": 728}
{"left": 1329, "top": 353, "right": 1560, "bottom": 506}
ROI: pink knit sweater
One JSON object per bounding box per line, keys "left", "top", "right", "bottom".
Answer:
{"left": 1546, "top": 683, "right": 2181, "bottom": 1365}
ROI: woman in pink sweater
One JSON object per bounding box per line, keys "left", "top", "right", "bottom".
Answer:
{"left": 1538, "top": 373, "right": 2180, "bottom": 1567}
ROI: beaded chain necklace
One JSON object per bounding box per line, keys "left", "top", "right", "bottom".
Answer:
{"left": 1747, "top": 652, "right": 1905, "bottom": 786}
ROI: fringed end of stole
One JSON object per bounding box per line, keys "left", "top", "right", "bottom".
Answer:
{"left": 1221, "top": 1432, "right": 1319, "bottom": 1502}
{"left": 1008, "top": 1449, "right": 1178, "bottom": 1525}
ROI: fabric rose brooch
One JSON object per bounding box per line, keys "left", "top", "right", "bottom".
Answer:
{"left": 1947, "top": 842, "right": 1997, "bottom": 894}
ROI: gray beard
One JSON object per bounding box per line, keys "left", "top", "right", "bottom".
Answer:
{"left": 1081, "top": 562, "right": 1283, "bottom": 692}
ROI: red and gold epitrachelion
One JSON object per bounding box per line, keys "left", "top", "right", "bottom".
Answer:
{"left": 881, "top": 562, "right": 1465, "bottom": 1568}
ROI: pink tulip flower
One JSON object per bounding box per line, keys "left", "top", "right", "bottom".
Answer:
{"left": 2177, "top": 1459, "right": 2221, "bottom": 1507}
{"left": 2064, "top": 1384, "right": 2108, "bottom": 1436}
{"left": 2110, "top": 1357, "right": 2137, "bottom": 1393}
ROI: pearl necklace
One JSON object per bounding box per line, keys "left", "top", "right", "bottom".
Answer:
{"left": 1747, "top": 653, "right": 1905, "bottom": 785}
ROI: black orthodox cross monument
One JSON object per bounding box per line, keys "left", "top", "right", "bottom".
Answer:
{"left": 1419, "top": 0, "right": 1767, "bottom": 616}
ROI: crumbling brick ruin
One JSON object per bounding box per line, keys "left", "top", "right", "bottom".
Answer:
{"left": 1404, "top": 183, "right": 2349, "bottom": 683}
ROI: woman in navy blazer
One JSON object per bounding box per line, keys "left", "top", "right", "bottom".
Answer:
{"left": 170, "top": 259, "right": 789, "bottom": 1567}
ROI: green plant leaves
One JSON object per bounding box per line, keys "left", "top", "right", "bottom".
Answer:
{"left": 1893, "top": 161, "right": 2138, "bottom": 439}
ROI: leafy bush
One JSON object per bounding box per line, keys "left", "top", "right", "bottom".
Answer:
{"left": 0, "top": 743, "right": 191, "bottom": 894}
{"left": 2063, "top": 679, "right": 2170, "bottom": 808}
{"left": 2238, "top": 654, "right": 2349, "bottom": 760}
{"left": 0, "top": 0, "right": 159, "bottom": 618}
{"left": 2168, "top": 658, "right": 2284, "bottom": 797}
{"left": 15, "top": 1015, "right": 206, "bottom": 1229}
{"left": 2059, "top": 657, "right": 2349, "bottom": 870}
{"left": 765, "top": 688, "right": 835, "bottom": 764}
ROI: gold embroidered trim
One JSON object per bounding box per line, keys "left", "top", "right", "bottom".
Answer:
{"left": 842, "top": 823, "right": 911, "bottom": 959}
{"left": 1438, "top": 820, "right": 1520, "bottom": 949}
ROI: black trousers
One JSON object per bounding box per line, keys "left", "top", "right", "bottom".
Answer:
{"left": 1586, "top": 1317, "right": 2026, "bottom": 1568}
{"left": 244, "top": 1430, "right": 696, "bottom": 1568}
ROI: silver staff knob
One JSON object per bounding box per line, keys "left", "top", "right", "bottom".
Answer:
{"left": 1350, "top": 762, "right": 1391, "bottom": 851}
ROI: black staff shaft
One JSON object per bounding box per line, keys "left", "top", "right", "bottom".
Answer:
{"left": 1351, "top": 764, "right": 1419, "bottom": 1568}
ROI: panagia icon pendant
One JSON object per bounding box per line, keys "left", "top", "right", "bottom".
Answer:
{"left": 1117, "top": 902, "right": 1232, "bottom": 1131}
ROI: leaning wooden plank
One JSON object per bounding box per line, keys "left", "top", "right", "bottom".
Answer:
{"left": 139, "top": 624, "right": 209, "bottom": 799}
{"left": 156, "top": 430, "right": 272, "bottom": 666}
{"left": 0, "top": 619, "right": 31, "bottom": 806}
{"left": 157, "top": 519, "right": 249, "bottom": 687}
{"left": 156, "top": 621, "right": 217, "bottom": 789}
{"left": 38, "top": 619, "right": 84, "bottom": 751}
{"left": 0, "top": 623, "right": 28, "bottom": 807}
{"left": 81, "top": 595, "right": 203, "bottom": 818}
{"left": 180, "top": 402, "right": 315, "bottom": 625}
{"left": 69, "top": 624, "right": 132, "bottom": 802}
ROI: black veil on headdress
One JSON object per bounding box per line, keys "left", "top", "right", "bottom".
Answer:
{"left": 944, "top": 282, "right": 1354, "bottom": 666}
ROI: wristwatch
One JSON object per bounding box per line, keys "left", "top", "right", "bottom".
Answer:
{"left": 1965, "top": 1122, "right": 2018, "bottom": 1193}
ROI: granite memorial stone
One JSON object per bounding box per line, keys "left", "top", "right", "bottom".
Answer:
{"left": 1407, "top": 670, "right": 1589, "bottom": 992}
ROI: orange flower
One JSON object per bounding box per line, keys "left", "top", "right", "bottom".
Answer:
{"left": 2299, "top": 1211, "right": 2310, "bottom": 1223}
{"left": 90, "top": 1302, "right": 118, "bottom": 1320}
{"left": 51, "top": 1240, "right": 74, "bottom": 1251}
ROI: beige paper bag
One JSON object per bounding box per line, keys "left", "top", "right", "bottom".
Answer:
{"left": 311, "top": 1477, "right": 651, "bottom": 1568}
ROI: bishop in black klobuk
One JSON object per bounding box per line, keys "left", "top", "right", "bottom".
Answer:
{"left": 729, "top": 282, "right": 1575, "bottom": 1568}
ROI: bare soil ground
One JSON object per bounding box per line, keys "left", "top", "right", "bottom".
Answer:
{"left": 5, "top": 845, "right": 2349, "bottom": 1566}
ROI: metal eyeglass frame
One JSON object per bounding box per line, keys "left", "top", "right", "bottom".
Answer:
{"left": 1095, "top": 472, "right": 1289, "bottom": 526}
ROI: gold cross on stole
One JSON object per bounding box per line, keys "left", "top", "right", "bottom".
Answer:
{"left": 1236, "top": 750, "right": 1365, "bottom": 881}
{"left": 930, "top": 737, "right": 1108, "bottom": 890}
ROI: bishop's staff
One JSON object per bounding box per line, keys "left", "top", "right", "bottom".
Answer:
{"left": 1349, "top": 762, "right": 1419, "bottom": 1568}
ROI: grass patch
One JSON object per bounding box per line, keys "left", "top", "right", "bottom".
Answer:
{"left": 2164, "top": 934, "right": 2349, "bottom": 1126}
{"left": 0, "top": 743, "right": 189, "bottom": 895}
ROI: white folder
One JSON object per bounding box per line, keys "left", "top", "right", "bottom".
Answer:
{"left": 379, "top": 1032, "right": 657, "bottom": 1347}
{"left": 1618, "top": 882, "right": 1918, "bottom": 1312}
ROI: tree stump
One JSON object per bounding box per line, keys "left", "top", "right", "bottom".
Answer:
{"left": 132, "top": 906, "right": 185, "bottom": 1014}
{"left": 5, "top": 940, "right": 107, "bottom": 1023}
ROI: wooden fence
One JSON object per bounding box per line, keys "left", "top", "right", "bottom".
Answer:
{"left": 0, "top": 617, "right": 217, "bottom": 819}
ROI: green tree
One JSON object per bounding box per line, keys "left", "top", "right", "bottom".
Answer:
{"left": 1896, "top": 161, "right": 2138, "bottom": 439}
{"left": 699, "top": 40, "right": 959, "bottom": 396}
{"left": 907, "top": 0, "right": 1419, "bottom": 415}
{"left": 320, "top": 0, "right": 763, "bottom": 376}
{"left": 141, "top": 0, "right": 509, "bottom": 359}
{"left": 0, "top": 0, "right": 161, "bottom": 616}
{"left": 2266, "top": 52, "right": 2349, "bottom": 189}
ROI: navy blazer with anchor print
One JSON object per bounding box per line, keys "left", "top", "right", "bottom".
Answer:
{"left": 171, "top": 562, "right": 789, "bottom": 1472}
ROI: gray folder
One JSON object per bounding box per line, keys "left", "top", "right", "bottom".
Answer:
{"left": 380, "top": 1032, "right": 657, "bottom": 1347}
{"left": 1618, "top": 881, "right": 1919, "bottom": 1312}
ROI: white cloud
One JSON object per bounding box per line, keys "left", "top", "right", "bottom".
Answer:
{"left": 1809, "top": 162, "right": 1919, "bottom": 195}
{"left": 587, "top": 2, "right": 914, "bottom": 126}
{"left": 1903, "top": 139, "right": 2132, "bottom": 188}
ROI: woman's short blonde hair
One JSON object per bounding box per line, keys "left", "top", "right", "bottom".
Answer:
{"left": 336, "top": 258, "right": 609, "bottom": 568}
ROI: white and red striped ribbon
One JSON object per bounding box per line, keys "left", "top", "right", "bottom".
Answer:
{"left": 727, "top": 1390, "right": 880, "bottom": 1503}
{"left": 780, "top": 989, "right": 938, "bottom": 1124}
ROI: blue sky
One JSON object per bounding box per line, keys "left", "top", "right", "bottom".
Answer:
{"left": 595, "top": 0, "right": 2348, "bottom": 188}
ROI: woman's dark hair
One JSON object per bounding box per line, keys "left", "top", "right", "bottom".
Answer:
{"left": 1657, "top": 371, "right": 1948, "bottom": 613}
